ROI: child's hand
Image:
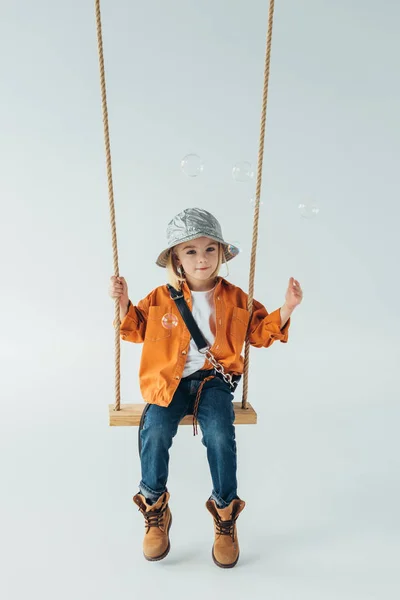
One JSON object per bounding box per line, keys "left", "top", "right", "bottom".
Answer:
{"left": 285, "top": 277, "right": 303, "bottom": 310}
{"left": 109, "top": 276, "right": 129, "bottom": 307}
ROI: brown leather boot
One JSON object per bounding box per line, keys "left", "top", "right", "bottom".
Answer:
{"left": 205, "top": 498, "right": 246, "bottom": 568}
{"left": 132, "top": 491, "right": 172, "bottom": 561}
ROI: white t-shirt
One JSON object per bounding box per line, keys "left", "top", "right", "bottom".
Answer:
{"left": 182, "top": 287, "right": 216, "bottom": 378}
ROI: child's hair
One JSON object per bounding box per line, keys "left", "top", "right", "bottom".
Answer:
{"left": 166, "top": 243, "right": 227, "bottom": 289}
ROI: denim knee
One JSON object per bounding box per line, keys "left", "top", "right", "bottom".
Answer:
{"left": 201, "top": 419, "right": 236, "bottom": 447}
{"left": 141, "top": 420, "right": 174, "bottom": 443}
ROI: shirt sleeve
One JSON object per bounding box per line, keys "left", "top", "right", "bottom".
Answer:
{"left": 247, "top": 298, "right": 290, "bottom": 348}
{"left": 113, "top": 294, "right": 150, "bottom": 343}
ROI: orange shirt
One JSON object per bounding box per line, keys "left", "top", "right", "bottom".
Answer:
{"left": 119, "top": 277, "right": 290, "bottom": 407}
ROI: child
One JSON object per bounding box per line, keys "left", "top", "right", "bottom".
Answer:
{"left": 108, "top": 207, "right": 303, "bottom": 568}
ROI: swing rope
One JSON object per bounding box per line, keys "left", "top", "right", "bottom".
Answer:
{"left": 94, "top": 0, "right": 276, "bottom": 413}
{"left": 242, "top": 0, "right": 276, "bottom": 409}
{"left": 95, "top": 0, "right": 121, "bottom": 410}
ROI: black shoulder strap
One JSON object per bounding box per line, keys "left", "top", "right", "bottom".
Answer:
{"left": 166, "top": 284, "right": 209, "bottom": 352}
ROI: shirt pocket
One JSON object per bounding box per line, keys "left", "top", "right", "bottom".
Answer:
{"left": 228, "top": 307, "right": 250, "bottom": 347}
{"left": 145, "top": 306, "right": 173, "bottom": 342}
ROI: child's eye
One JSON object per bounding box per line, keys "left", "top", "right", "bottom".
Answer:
{"left": 186, "top": 247, "right": 216, "bottom": 255}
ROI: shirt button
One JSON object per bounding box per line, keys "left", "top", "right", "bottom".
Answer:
{"left": 181, "top": 350, "right": 187, "bottom": 355}
{"left": 175, "top": 375, "right": 180, "bottom": 380}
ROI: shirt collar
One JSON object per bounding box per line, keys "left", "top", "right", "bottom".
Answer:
{"left": 182, "top": 276, "right": 223, "bottom": 295}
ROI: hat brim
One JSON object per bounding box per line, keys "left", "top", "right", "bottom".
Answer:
{"left": 155, "top": 234, "right": 240, "bottom": 268}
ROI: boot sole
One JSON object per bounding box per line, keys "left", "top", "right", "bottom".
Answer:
{"left": 212, "top": 545, "right": 239, "bottom": 569}
{"left": 143, "top": 514, "right": 172, "bottom": 562}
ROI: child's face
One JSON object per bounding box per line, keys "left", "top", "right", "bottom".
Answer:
{"left": 174, "top": 237, "right": 219, "bottom": 284}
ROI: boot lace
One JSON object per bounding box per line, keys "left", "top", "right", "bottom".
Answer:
{"left": 142, "top": 507, "right": 165, "bottom": 533}
{"left": 215, "top": 515, "right": 237, "bottom": 541}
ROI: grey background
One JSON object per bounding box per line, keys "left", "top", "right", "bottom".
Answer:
{"left": 1, "top": 0, "right": 399, "bottom": 598}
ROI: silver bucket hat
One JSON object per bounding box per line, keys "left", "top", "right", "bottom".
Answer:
{"left": 156, "top": 207, "right": 239, "bottom": 268}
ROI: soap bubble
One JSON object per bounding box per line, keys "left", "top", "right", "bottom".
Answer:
{"left": 181, "top": 154, "right": 204, "bottom": 177}
{"left": 228, "top": 242, "right": 241, "bottom": 257}
{"left": 161, "top": 313, "right": 179, "bottom": 329}
{"left": 298, "top": 203, "right": 320, "bottom": 219}
{"left": 250, "top": 197, "right": 264, "bottom": 207}
{"left": 232, "top": 161, "right": 254, "bottom": 182}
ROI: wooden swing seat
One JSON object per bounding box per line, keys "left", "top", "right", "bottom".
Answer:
{"left": 109, "top": 402, "right": 257, "bottom": 426}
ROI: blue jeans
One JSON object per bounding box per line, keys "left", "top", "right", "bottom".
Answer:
{"left": 138, "top": 369, "right": 239, "bottom": 508}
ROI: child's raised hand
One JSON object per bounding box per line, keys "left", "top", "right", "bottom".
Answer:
{"left": 285, "top": 277, "right": 303, "bottom": 310}
{"left": 109, "top": 276, "right": 129, "bottom": 307}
